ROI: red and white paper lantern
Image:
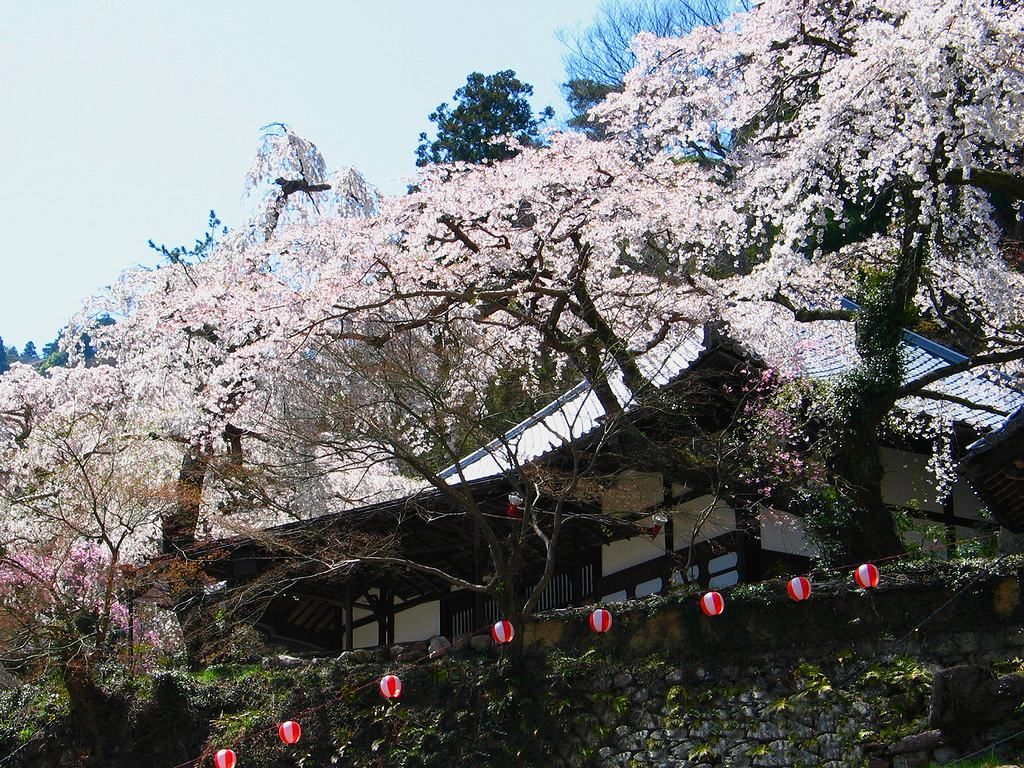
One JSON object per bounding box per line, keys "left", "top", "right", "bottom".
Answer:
{"left": 379, "top": 674, "right": 403, "bottom": 699}
{"left": 787, "top": 576, "right": 812, "bottom": 602}
{"left": 278, "top": 720, "right": 301, "bottom": 745}
{"left": 506, "top": 492, "right": 523, "bottom": 518}
{"left": 491, "top": 619, "right": 515, "bottom": 645}
{"left": 854, "top": 563, "right": 880, "bottom": 589}
{"left": 700, "top": 591, "right": 725, "bottom": 617}
{"left": 589, "top": 608, "right": 613, "bottom": 634}
{"left": 214, "top": 749, "right": 236, "bottom": 768}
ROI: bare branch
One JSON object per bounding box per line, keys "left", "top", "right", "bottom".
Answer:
{"left": 907, "top": 389, "right": 1010, "bottom": 417}
{"left": 767, "top": 289, "right": 855, "bottom": 322}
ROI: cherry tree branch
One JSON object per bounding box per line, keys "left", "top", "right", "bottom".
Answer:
{"left": 907, "top": 389, "right": 1010, "bottom": 417}
{"left": 767, "top": 289, "right": 855, "bottom": 322}
{"left": 897, "top": 346, "right": 1024, "bottom": 397}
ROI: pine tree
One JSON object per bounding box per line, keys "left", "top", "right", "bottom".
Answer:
{"left": 415, "top": 70, "right": 553, "bottom": 166}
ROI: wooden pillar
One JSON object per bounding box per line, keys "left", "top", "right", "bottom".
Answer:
{"left": 472, "top": 527, "right": 484, "bottom": 627}
{"left": 386, "top": 590, "right": 395, "bottom": 645}
{"left": 344, "top": 583, "right": 354, "bottom": 651}
{"left": 571, "top": 552, "right": 583, "bottom": 605}
{"left": 662, "top": 517, "right": 675, "bottom": 593}
{"left": 943, "top": 495, "right": 957, "bottom": 558}
{"left": 377, "top": 589, "right": 395, "bottom": 646}
{"left": 737, "top": 507, "right": 762, "bottom": 583}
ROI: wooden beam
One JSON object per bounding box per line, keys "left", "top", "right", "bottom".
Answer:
{"left": 344, "top": 583, "right": 354, "bottom": 651}
{"left": 662, "top": 517, "right": 675, "bottom": 594}
{"left": 943, "top": 495, "right": 957, "bottom": 557}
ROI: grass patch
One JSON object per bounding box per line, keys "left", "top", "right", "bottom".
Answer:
{"left": 927, "top": 752, "right": 1001, "bottom": 768}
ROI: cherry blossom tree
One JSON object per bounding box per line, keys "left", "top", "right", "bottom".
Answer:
{"left": 202, "top": 133, "right": 728, "bottom": 634}
{"left": 46, "top": 0, "right": 1022, "bottom": 632}
{"left": 593, "top": 0, "right": 1024, "bottom": 558}
{"left": 0, "top": 363, "right": 180, "bottom": 745}
{"left": 230, "top": 0, "right": 1024, "bottom": 570}
{"left": 67, "top": 124, "right": 388, "bottom": 557}
{"left": 245, "top": 123, "right": 380, "bottom": 241}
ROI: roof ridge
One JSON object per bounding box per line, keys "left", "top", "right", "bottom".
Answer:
{"left": 439, "top": 331, "right": 708, "bottom": 480}
{"left": 437, "top": 378, "right": 593, "bottom": 481}
{"left": 839, "top": 297, "right": 969, "bottom": 364}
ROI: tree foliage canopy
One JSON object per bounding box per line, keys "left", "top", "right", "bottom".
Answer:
{"left": 0, "top": 0, "right": 1022, "bottom": 680}
{"left": 415, "top": 70, "right": 554, "bottom": 166}
{"left": 559, "top": 0, "right": 742, "bottom": 135}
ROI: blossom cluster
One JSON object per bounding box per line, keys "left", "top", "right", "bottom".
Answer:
{"left": 0, "top": 0, "right": 1019, "bottom": 612}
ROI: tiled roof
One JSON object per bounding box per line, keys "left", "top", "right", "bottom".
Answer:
{"left": 439, "top": 331, "right": 708, "bottom": 483}
{"left": 964, "top": 404, "right": 1024, "bottom": 457}
{"left": 960, "top": 405, "right": 1024, "bottom": 532}
{"left": 776, "top": 300, "right": 1023, "bottom": 430}
{"left": 442, "top": 303, "right": 1024, "bottom": 483}
{"left": 809, "top": 299, "right": 1024, "bottom": 430}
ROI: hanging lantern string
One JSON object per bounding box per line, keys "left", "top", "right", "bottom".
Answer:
{"left": 946, "top": 724, "right": 1024, "bottom": 766}
{"left": 666, "top": 528, "right": 1001, "bottom": 592}
{"left": 168, "top": 528, "right": 1006, "bottom": 768}
{"left": 166, "top": 612, "right": 531, "bottom": 768}
{"left": 644, "top": 508, "right": 1002, "bottom": 585}
{"left": 797, "top": 529, "right": 1000, "bottom": 588}
{"left": 694, "top": 529, "right": 1004, "bottom": 621}
{"left": 809, "top": 535, "right": 1024, "bottom": 693}
{"left": 0, "top": 727, "right": 44, "bottom": 767}
{"left": 891, "top": 536, "right": 1023, "bottom": 647}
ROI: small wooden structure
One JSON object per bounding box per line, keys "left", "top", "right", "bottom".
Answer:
{"left": 960, "top": 406, "right": 1024, "bottom": 532}
{"left": 177, "top": 320, "right": 1021, "bottom": 652}
{"left": 186, "top": 478, "right": 741, "bottom": 652}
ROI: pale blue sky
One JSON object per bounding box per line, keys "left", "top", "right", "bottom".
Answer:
{"left": 0, "top": 0, "right": 604, "bottom": 351}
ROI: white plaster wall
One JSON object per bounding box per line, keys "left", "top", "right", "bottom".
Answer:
{"left": 880, "top": 448, "right": 944, "bottom": 513}
{"left": 600, "top": 500, "right": 739, "bottom": 595}
{"left": 760, "top": 508, "right": 819, "bottom": 557}
{"left": 352, "top": 606, "right": 377, "bottom": 649}
{"left": 880, "top": 447, "right": 986, "bottom": 521}
{"left": 635, "top": 578, "right": 662, "bottom": 598}
{"left": 601, "top": 530, "right": 665, "bottom": 576}
{"left": 950, "top": 481, "right": 986, "bottom": 521}
{"left": 671, "top": 496, "right": 736, "bottom": 551}
{"left": 394, "top": 599, "right": 441, "bottom": 644}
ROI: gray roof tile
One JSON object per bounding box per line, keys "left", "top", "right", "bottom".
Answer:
{"left": 443, "top": 308, "right": 1024, "bottom": 482}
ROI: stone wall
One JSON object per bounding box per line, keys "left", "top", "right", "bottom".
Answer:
{"left": 3, "top": 559, "right": 1023, "bottom": 768}
{"left": 541, "top": 649, "right": 1003, "bottom": 767}
{"left": 516, "top": 560, "right": 1024, "bottom": 766}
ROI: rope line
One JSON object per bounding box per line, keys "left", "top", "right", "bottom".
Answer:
{"left": 0, "top": 729, "right": 44, "bottom": 767}
{"left": 947, "top": 726, "right": 1024, "bottom": 765}
{"left": 165, "top": 615, "right": 507, "bottom": 768}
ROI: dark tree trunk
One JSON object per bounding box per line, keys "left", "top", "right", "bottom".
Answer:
{"left": 828, "top": 416, "right": 905, "bottom": 562}
{"left": 819, "top": 190, "right": 927, "bottom": 564}
{"left": 62, "top": 656, "right": 123, "bottom": 758}
{"left": 224, "top": 423, "right": 244, "bottom": 466}
{"left": 162, "top": 445, "right": 211, "bottom": 554}
{"left": 161, "top": 445, "right": 214, "bottom": 665}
